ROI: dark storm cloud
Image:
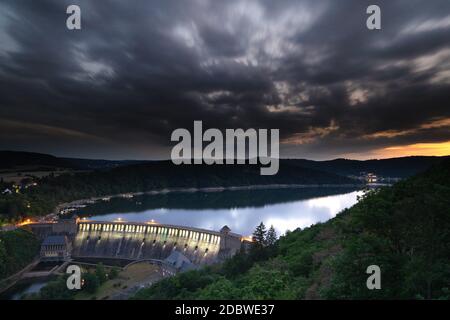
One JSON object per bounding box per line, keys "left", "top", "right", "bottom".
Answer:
{"left": 0, "top": 0, "right": 450, "bottom": 159}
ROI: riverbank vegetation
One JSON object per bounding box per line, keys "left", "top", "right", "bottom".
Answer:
{"left": 0, "top": 229, "right": 40, "bottom": 281}
{"left": 133, "top": 160, "right": 450, "bottom": 299}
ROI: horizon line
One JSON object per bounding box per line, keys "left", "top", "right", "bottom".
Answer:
{"left": 1, "top": 149, "right": 450, "bottom": 163}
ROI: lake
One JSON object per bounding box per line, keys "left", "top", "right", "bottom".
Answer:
{"left": 78, "top": 187, "right": 364, "bottom": 236}
{"left": 0, "top": 278, "right": 52, "bottom": 300}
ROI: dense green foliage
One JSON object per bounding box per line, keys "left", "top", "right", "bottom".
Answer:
{"left": 36, "top": 276, "right": 75, "bottom": 300}
{"left": 28, "top": 264, "right": 116, "bottom": 300}
{"left": 0, "top": 229, "right": 40, "bottom": 281}
{"left": 133, "top": 161, "right": 450, "bottom": 300}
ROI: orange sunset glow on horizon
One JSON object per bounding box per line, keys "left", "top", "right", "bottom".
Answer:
{"left": 343, "top": 140, "right": 450, "bottom": 160}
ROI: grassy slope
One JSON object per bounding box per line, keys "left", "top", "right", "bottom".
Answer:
{"left": 133, "top": 160, "right": 450, "bottom": 300}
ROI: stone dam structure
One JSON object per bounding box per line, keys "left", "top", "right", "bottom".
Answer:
{"left": 25, "top": 218, "right": 247, "bottom": 267}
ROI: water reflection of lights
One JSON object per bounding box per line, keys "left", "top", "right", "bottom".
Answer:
{"left": 230, "top": 208, "right": 239, "bottom": 219}
{"left": 87, "top": 190, "right": 363, "bottom": 236}
{"left": 305, "top": 192, "right": 362, "bottom": 214}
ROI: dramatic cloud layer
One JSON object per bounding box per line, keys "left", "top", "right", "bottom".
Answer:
{"left": 0, "top": 0, "right": 449, "bottom": 159}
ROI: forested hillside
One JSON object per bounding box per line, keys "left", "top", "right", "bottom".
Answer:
{"left": 0, "top": 229, "right": 40, "bottom": 281}
{"left": 134, "top": 160, "right": 450, "bottom": 300}
{"left": 289, "top": 156, "right": 450, "bottom": 178}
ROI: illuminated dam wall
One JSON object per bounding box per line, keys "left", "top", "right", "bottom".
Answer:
{"left": 71, "top": 221, "right": 242, "bottom": 265}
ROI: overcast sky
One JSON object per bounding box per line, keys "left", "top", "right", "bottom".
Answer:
{"left": 0, "top": 0, "right": 449, "bottom": 160}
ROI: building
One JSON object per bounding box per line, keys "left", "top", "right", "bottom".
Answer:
{"left": 52, "top": 215, "right": 78, "bottom": 235}
{"left": 366, "top": 173, "right": 378, "bottom": 183}
{"left": 218, "top": 225, "right": 243, "bottom": 259}
{"left": 40, "top": 235, "right": 72, "bottom": 261}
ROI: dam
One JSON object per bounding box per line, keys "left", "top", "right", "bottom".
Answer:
{"left": 25, "top": 217, "right": 246, "bottom": 268}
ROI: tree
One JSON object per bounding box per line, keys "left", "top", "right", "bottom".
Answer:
{"left": 222, "top": 251, "right": 253, "bottom": 278}
{"left": 197, "top": 277, "right": 241, "bottom": 299}
{"left": 109, "top": 267, "right": 119, "bottom": 279}
{"left": 253, "top": 222, "right": 267, "bottom": 247}
{"left": 95, "top": 263, "right": 107, "bottom": 284}
{"left": 266, "top": 225, "right": 277, "bottom": 246}
{"left": 83, "top": 273, "right": 100, "bottom": 293}
{"left": 0, "top": 240, "right": 7, "bottom": 278}
{"left": 39, "top": 276, "right": 74, "bottom": 300}
{"left": 239, "top": 262, "right": 295, "bottom": 299}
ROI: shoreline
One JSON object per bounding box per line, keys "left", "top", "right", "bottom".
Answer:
{"left": 54, "top": 183, "right": 366, "bottom": 214}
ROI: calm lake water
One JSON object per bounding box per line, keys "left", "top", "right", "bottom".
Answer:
{"left": 1, "top": 278, "right": 50, "bottom": 300}
{"left": 80, "top": 187, "right": 364, "bottom": 236}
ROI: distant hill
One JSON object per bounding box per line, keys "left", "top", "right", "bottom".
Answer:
{"left": 89, "top": 160, "right": 357, "bottom": 189}
{"left": 60, "top": 158, "right": 149, "bottom": 170}
{"left": 286, "top": 156, "right": 450, "bottom": 178}
{"left": 1, "top": 150, "right": 448, "bottom": 178}
{"left": 0, "top": 151, "right": 73, "bottom": 170}
{"left": 0, "top": 151, "right": 148, "bottom": 170}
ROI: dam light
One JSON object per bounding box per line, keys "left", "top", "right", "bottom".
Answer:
{"left": 17, "top": 218, "right": 32, "bottom": 226}
{"left": 241, "top": 235, "right": 254, "bottom": 242}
